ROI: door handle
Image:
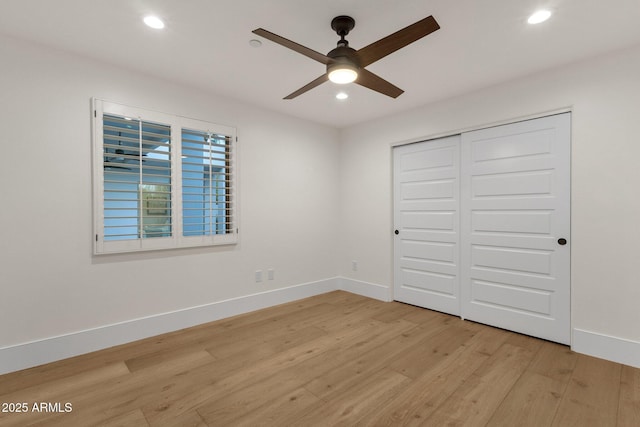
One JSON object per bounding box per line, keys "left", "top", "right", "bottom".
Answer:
{"left": 558, "top": 238, "right": 567, "bottom": 245}
{"left": 394, "top": 230, "right": 399, "bottom": 235}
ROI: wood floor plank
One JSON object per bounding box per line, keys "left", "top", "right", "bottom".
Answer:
{"left": 311, "top": 299, "right": 390, "bottom": 333}
{"left": 424, "top": 342, "right": 536, "bottom": 426}
{"left": 142, "top": 318, "right": 397, "bottom": 425}
{"left": 278, "top": 318, "right": 418, "bottom": 395}
{"left": 294, "top": 368, "right": 412, "bottom": 426}
{"left": 485, "top": 371, "right": 565, "bottom": 427}
{"left": 400, "top": 304, "right": 450, "bottom": 325}
{"left": 527, "top": 340, "right": 578, "bottom": 382}
{"left": 370, "top": 301, "right": 424, "bottom": 323}
{"left": 0, "top": 362, "right": 131, "bottom": 427}
{"left": 484, "top": 341, "right": 576, "bottom": 427}
{"left": 618, "top": 364, "right": 640, "bottom": 427}
{"left": 116, "top": 292, "right": 335, "bottom": 368}
{"left": 356, "top": 330, "right": 496, "bottom": 426}
{"left": 120, "top": 333, "right": 322, "bottom": 427}
{"left": 147, "top": 409, "right": 208, "bottom": 427}
{"left": 20, "top": 350, "right": 216, "bottom": 427}
{"left": 0, "top": 362, "right": 130, "bottom": 402}
{"left": 122, "top": 322, "right": 341, "bottom": 424}
{"left": 389, "top": 321, "right": 478, "bottom": 379}
{"left": 456, "top": 319, "right": 512, "bottom": 356}
{"left": 303, "top": 314, "right": 449, "bottom": 399}
{"left": 194, "top": 303, "right": 341, "bottom": 358}
{"left": 220, "top": 387, "right": 321, "bottom": 427}
{"left": 97, "top": 409, "right": 151, "bottom": 427}
{"left": 125, "top": 344, "right": 219, "bottom": 373}
{"left": 503, "top": 331, "right": 545, "bottom": 353}
{"left": 0, "top": 355, "right": 124, "bottom": 397}
{"left": 305, "top": 318, "right": 447, "bottom": 399}
{"left": 205, "top": 325, "right": 328, "bottom": 363}
{"left": 194, "top": 368, "right": 311, "bottom": 425}
{"left": 193, "top": 318, "right": 416, "bottom": 425}
{"left": 552, "top": 354, "right": 622, "bottom": 426}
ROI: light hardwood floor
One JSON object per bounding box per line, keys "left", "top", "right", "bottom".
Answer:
{"left": 1, "top": 291, "right": 638, "bottom": 426}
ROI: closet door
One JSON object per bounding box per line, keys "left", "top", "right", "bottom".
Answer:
{"left": 460, "top": 113, "right": 571, "bottom": 344}
{"left": 393, "top": 135, "right": 461, "bottom": 316}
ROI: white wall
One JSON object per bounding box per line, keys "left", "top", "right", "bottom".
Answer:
{"left": 0, "top": 35, "right": 339, "bottom": 358}
{"left": 339, "top": 44, "right": 640, "bottom": 364}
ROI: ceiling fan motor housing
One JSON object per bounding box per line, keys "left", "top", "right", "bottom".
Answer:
{"left": 327, "top": 45, "right": 361, "bottom": 75}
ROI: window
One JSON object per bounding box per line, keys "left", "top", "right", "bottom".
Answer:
{"left": 93, "top": 99, "right": 237, "bottom": 254}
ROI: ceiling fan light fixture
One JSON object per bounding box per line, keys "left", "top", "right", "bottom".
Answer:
{"left": 328, "top": 64, "right": 358, "bottom": 84}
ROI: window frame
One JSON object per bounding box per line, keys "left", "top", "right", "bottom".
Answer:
{"left": 92, "top": 99, "right": 238, "bottom": 254}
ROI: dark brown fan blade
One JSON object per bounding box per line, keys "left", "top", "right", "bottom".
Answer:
{"left": 355, "top": 69, "right": 404, "bottom": 98}
{"left": 283, "top": 74, "right": 329, "bottom": 99}
{"left": 252, "top": 28, "right": 333, "bottom": 65}
{"left": 357, "top": 15, "right": 440, "bottom": 67}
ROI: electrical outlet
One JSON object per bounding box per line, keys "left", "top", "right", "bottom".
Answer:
{"left": 352, "top": 260, "right": 358, "bottom": 271}
{"left": 268, "top": 269, "right": 274, "bottom": 280}
{"left": 255, "top": 270, "right": 263, "bottom": 283}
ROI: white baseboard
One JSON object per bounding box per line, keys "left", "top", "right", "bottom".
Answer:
{"left": 572, "top": 328, "right": 640, "bottom": 369}
{"left": 338, "top": 277, "right": 392, "bottom": 302}
{"left": 0, "top": 278, "right": 338, "bottom": 375}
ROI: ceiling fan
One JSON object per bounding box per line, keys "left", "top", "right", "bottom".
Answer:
{"left": 252, "top": 15, "right": 440, "bottom": 99}
{"left": 103, "top": 137, "right": 147, "bottom": 170}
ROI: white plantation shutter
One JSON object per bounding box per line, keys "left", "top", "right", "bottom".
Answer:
{"left": 179, "top": 117, "right": 237, "bottom": 247}
{"left": 181, "top": 129, "right": 234, "bottom": 235}
{"left": 93, "top": 99, "right": 237, "bottom": 254}
{"left": 102, "top": 115, "right": 172, "bottom": 240}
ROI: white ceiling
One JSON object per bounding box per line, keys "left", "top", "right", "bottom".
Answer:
{"left": 1, "top": 0, "right": 640, "bottom": 128}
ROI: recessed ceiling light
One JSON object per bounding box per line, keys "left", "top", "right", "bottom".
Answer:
{"left": 249, "top": 39, "right": 262, "bottom": 48}
{"left": 528, "top": 10, "right": 552, "bottom": 25}
{"left": 336, "top": 92, "right": 349, "bottom": 100}
{"left": 144, "top": 15, "right": 165, "bottom": 29}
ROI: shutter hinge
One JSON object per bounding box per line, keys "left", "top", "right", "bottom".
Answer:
{"left": 94, "top": 110, "right": 97, "bottom": 118}
{"left": 95, "top": 234, "right": 99, "bottom": 242}
{"left": 236, "top": 136, "right": 238, "bottom": 142}
{"left": 236, "top": 228, "right": 239, "bottom": 234}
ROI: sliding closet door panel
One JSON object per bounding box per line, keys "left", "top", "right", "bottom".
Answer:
{"left": 393, "top": 135, "right": 461, "bottom": 315}
{"left": 460, "top": 113, "right": 570, "bottom": 344}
